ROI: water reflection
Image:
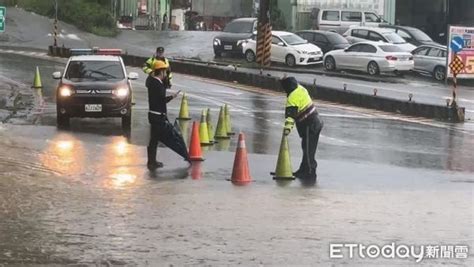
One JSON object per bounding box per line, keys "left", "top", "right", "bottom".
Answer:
{"left": 102, "top": 137, "right": 140, "bottom": 189}
{"left": 38, "top": 133, "right": 85, "bottom": 175}
{"left": 251, "top": 95, "right": 270, "bottom": 154}
{"left": 215, "top": 138, "right": 231, "bottom": 151}
{"left": 190, "top": 162, "right": 203, "bottom": 180}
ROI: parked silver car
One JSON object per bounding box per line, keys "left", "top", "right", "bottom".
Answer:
{"left": 411, "top": 44, "right": 447, "bottom": 81}
{"left": 343, "top": 26, "right": 417, "bottom": 52}
{"left": 324, "top": 42, "right": 414, "bottom": 76}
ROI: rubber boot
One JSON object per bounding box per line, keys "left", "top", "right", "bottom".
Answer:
{"left": 147, "top": 146, "right": 163, "bottom": 170}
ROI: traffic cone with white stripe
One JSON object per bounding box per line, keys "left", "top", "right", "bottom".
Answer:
{"left": 231, "top": 132, "right": 252, "bottom": 185}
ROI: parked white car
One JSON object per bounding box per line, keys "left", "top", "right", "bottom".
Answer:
{"left": 343, "top": 26, "right": 416, "bottom": 52}
{"left": 323, "top": 42, "right": 414, "bottom": 75}
{"left": 242, "top": 31, "right": 323, "bottom": 67}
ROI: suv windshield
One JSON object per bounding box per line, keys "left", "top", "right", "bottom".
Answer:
{"left": 66, "top": 60, "right": 124, "bottom": 81}
{"left": 281, "top": 34, "right": 307, "bottom": 45}
{"left": 382, "top": 32, "right": 406, "bottom": 44}
{"left": 224, "top": 21, "right": 254, "bottom": 33}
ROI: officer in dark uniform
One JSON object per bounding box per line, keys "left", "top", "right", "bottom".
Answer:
{"left": 146, "top": 61, "right": 189, "bottom": 170}
{"left": 281, "top": 77, "right": 323, "bottom": 180}
{"left": 143, "top": 46, "right": 172, "bottom": 89}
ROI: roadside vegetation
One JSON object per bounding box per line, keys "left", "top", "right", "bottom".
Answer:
{"left": 3, "top": 0, "right": 119, "bottom": 37}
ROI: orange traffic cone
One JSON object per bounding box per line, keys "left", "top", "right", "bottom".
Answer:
{"left": 231, "top": 132, "right": 252, "bottom": 185}
{"left": 189, "top": 121, "right": 204, "bottom": 161}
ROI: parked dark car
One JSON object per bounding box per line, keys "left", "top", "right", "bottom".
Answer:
{"left": 379, "top": 25, "right": 438, "bottom": 46}
{"left": 296, "top": 30, "right": 350, "bottom": 54}
{"left": 213, "top": 18, "right": 257, "bottom": 57}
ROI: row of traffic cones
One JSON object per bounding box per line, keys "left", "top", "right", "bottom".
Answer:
{"left": 177, "top": 94, "right": 234, "bottom": 140}
{"left": 178, "top": 93, "right": 294, "bottom": 185}
{"left": 184, "top": 105, "right": 235, "bottom": 162}
{"left": 184, "top": 117, "right": 293, "bottom": 185}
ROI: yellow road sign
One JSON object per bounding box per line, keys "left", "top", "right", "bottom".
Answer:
{"left": 449, "top": 56, "right": 465, "bottom": 76}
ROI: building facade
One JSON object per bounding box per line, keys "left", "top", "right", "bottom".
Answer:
{"left": 117, "top": 0, "right": 171, "bottom": 29}
{"left": 280, "top": 0, "right": 473, "bottom": 43}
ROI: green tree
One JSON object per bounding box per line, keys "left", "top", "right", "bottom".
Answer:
{"left": 270, "top": 0, "right": 286, "bottom": 30}
{"left": 12, "top": 0, "right": 118, "bottom": 36}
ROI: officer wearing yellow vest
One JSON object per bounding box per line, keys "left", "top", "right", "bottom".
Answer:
{"left": 143, "top": 46, "right": 172, "bottom": 89}
{"left": 281, "top": 77, "right": 323, "bottom": 180}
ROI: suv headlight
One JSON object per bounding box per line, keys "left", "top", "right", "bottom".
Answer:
{"left": 114, "top": 87, "right": 129, "bottom": 97}
{"left": 213, "top": 38, "right": 221, "bottom": 46}
{"left": 59, "top": 86, "right": 73, "bottom": 97}
{"left": 236, "top": 39, "right": 246, "bottom": 47}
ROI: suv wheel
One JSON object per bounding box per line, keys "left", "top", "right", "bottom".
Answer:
{"left": 367, "top": 61, "right": 380, "bottom": 76}
{"left": 433, "top": 66, "right": 446, "bottom": 81}
{"left": 245, "top": 50, "right": 256, "bottom": 63}
{"left": 57, "top": 111, "right": 70, "bottom": 129}
{"left": 285, "top": 55, "right": 296, "bottom": 67}
{"left": 324, "top": 56, "right": 336, "bottom": 71}
{"left": 122, "top": 111, "right": 132, "bottom": 131}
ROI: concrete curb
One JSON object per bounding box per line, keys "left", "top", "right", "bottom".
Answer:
{"left": 47, "top": 47, "right": 465, "bottom": 123}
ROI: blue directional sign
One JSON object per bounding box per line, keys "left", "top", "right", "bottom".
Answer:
{"left": 0, "top": 7, "right": 5, "bottom": 33}
{"left": 450, "top": 36, "right": 464, "bottom": 53}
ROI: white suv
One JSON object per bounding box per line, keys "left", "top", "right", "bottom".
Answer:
{"left": 343, "top": 26, "right": 416, "bottom": 52}
{"left": 242, "top": 31, "right": 323, "bottom": 67}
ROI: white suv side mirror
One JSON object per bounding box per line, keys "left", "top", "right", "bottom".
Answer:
{"left": 128, "top": 72, "right": 139, "bottom": 80}
{"left": 52, "top": 71, "right": 62, "bottom": 79}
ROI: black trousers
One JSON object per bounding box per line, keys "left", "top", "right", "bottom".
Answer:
{"left": 148, "top": 114, "right": 167, "bottom": 163}
{"left": 147, "top": 113, "right": 189, "bottom": 163}
{"left": 296, "top": 113, "right": 323, "bottom": 174}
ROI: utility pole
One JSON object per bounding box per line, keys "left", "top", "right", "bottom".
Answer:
{"left": 256, "top": 0, "right": 271, "bottom": 67}
{"left": 53, "top": 0, "right": 58, "bottom": 47}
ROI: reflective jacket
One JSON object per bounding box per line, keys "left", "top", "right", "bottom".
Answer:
{"left": 143, "top": 56, "right": 173, "bottom": 88}
{"left": 284, "top": 85, "right": 316, "bottom": 132}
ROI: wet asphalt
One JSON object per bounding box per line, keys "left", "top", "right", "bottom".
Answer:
{"left": 0, "top": 53, "right": 473, "bottom": 265}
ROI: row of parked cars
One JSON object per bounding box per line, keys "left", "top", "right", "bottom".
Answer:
{"left": 212, "top": 17, "right": 447, "bottom": 81}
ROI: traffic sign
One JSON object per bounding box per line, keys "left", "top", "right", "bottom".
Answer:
{"left": 449, "top": 56, "right": 465, "bottom": 76}
{"left": 450, "top": 36, "right": 464, "bottom": 53}
{"left": 0, "top": 6, "right": 5, "bottom": 32}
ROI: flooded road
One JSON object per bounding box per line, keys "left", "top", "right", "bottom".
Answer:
{"left": 0, "top": 53, "right": 473, "bottom": 265}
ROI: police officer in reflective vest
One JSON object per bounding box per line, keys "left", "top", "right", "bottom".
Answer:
{"left": 143, "top": 46, "right": 172, "bottom": 89}
{"left": 281, "top": 77, "right": 323, "bottom": 179}
{"left": 146, "top": 61, "right": 189, "bottom": 170}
